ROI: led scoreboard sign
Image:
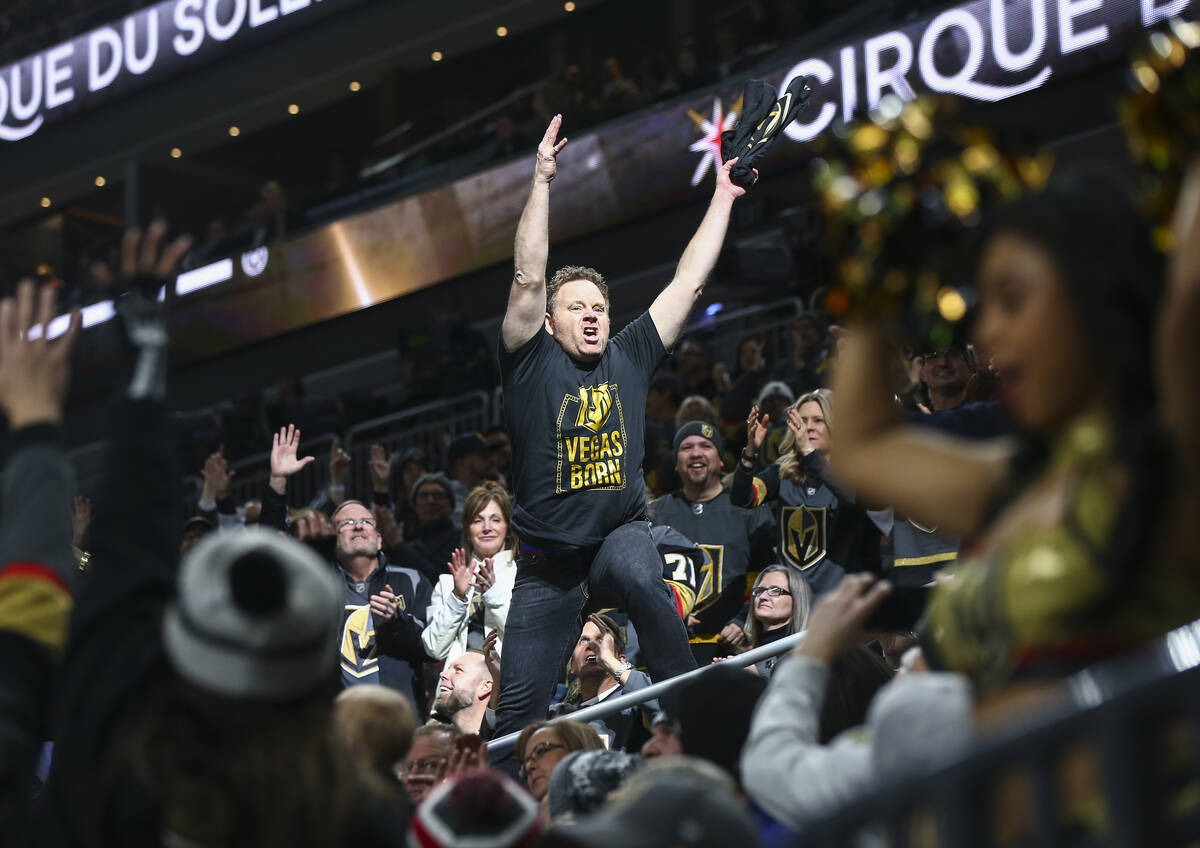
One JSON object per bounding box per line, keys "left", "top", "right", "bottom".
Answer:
{"left": 0, "top": 0, "right": 363, "bottom": 141}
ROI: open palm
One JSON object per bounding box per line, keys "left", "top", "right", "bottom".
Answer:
{"left": 270, "top": 424, "right": 315, "bottom": 478}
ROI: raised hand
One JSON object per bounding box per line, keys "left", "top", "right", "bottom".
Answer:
{"left": 786, "top": 406, "right": 813, "bottom": 456}
{"left": 0, "top": 281, "right": 80, "bottom": 429}
{"left": 120, "top": 218, "right": 193, "bottom": 291}
{"left": 201, "top": 447, "right": 235, "bottom": 501}
{"left": 368, "top": 444, "right": 391, "bottom": 494}
{"left": 444, "top": 734, "right": 489, "bottom": 777}
{"left": 482, "top": 629, "right": 501, "bottom": 682}
{"left": 373, "top": 504, "right": 403, "bottom": 548}
{"left": 716, "top": 156, "right": 757, "bottom": 201}
{"left": 114, "top": 220, "right": 192, "bottom": 370}
{"left": 588, "top": 613, "right": 621, "bottom": 667}
{"left": 72, "top": 496, "right": 91, "bottom": 548}
{"left": 745, "top": 404, "right": 769, "bottom": 456}
{"left": 447, "top": 547, "right": 474, "bottom": 601}
{"left": 432, "top": 735, "right": 489, "bottom": 786}
{"left": 270, "top": 425, "right": 314, "bottom": 478}
{"left": 472, "top": 557, "right": 496, "bottom": 596}
{"left": 329, "top": 439, "right": 351, "bottom": 489}
{"left": 534, "top": 114, "right": 568, "bottom": 183}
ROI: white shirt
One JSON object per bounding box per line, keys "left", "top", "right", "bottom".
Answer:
{"left": 421, "top": 548, "right": 516, "bottom": 662}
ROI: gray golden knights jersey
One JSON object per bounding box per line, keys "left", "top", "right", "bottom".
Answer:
{"left": 648, "top": 489, "right": 776, "bottom": 637}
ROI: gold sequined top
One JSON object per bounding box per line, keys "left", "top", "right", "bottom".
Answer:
{"left": 922, "top": 413, "right": 1200, "bottom": 696}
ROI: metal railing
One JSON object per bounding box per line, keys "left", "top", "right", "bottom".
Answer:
{"left": 798, "top": 620, "right": 1200, "bottom": 847}
{"left": 345, "top": 391, "right": 491, "bottom": 494}
{"left": 486, "top": 630, "right": 807, "bottom": 754}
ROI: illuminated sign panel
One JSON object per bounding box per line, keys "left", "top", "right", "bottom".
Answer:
{"left": 0, "top": 0, "right": 363, "bottom": 141}
{"left": 57, "top": 0, "right": 1192, "bottom": 372}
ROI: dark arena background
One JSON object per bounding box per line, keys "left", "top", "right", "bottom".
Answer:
{"left": 3, "top": 1, "right": 1200, "bottom": 846}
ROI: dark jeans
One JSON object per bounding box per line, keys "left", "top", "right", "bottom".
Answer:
{"left": 494, "top": 520, "right": 696, "bottom": 752}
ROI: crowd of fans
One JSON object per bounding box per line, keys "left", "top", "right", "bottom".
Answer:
{"left": 4, "top": 54, "right": 1200, "bottom": 848}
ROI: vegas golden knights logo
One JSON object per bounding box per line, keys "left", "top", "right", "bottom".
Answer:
{"left": 575, "top": 385, "right": 613, "bottom": 433}
{"left": 557, "top": 383, "right": 628, "bottom": 493}
{"left": 782, "top": 506, "right": 827, "bottom": 571}
{"left": 340, "top": 605, "right": 378, "bottom": 679}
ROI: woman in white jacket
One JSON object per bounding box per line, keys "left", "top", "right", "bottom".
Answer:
{"left": 421, "top": 481, "right": 517, "bottom": 664}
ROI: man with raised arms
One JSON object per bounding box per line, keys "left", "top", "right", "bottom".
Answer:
{"left": 494, "top": 114, "right": 756, "bottom": 744}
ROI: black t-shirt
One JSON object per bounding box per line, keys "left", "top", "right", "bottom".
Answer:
{"left": 499, "top": 313, "right": 665, "bottom": 549}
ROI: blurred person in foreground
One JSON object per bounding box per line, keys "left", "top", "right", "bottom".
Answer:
{"left": 494, "top": 115, "right": 757, "bottom": 747}
{"left": 546, "top": 750, "right": 643, "bottom": 826}
{"left": 542, "top": 756, "right": 763, "bottom": 848}
{"left": 0, "top": 281, "right": 80, "bottom": 840}
{"left": 408, "top": 769, "right": 541, "bottom": 847}
{"left": 33, "top": 224, "right": 410, "bottom": 846}
{"left": 741, "top": 574, "right": 971, "bottom": 834}
{"left": 645, "top": 664, "right": 766, "bottom": 788}
{"left": 334, "top": 686, "right": 417, "bottom": 798}
{"left": 399, "top": 724, "right": 460, "bottom": 805}
{"left": 831, "top": 168, "right": 1200, "bottom": 714}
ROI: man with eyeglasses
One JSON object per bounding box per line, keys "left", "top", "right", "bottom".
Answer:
{"left": 260, "top": 429, "right": 434, "bottom": 709}
{"left": 917, "top": 343, "right": 974, "bottom": 412}
{"left": 399, "top": 724, "right": 461, "bottom": 803}
{"left": 329, "top": 500, "right": 433, "bottom": 709}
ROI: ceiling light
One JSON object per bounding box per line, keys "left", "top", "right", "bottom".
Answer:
{"left": 564, "top": 1, "right": 576, "bottom": 10}
{"left": 496, "top": 25, "right": 508, "bottom": 37}
{"left": 40, "top": 196, "right": 51, "bottom": 208}
{"left": 36, "top": 264, "right": 51, "bottom": 276}
{"left": 94, "top": 176, "right": 106, "bottom": 187}
{"left": 349, "top": 80, "right": 361, "bottom": 92}
{"left": 228, "top": 125, "right": 240, "bottom": 137}
{"left": 288, "top": 103, "right": 299, "bottom": 115}
{"left": 170, "top": 147, "right": 182, "bottom": 158}
{"left": 431, "top": 51, "right": 444, "bottom": 62}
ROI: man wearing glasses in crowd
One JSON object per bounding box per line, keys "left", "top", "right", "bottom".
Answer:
{"left": 329, "top": 499, "right": 433, "bottom": 710}
{"left": 263, "top": 426, "right": 434, "bottom": 710}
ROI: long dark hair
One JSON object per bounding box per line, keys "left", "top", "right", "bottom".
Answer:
{"left": 978, "top": 169, "right": 1170, "bottom": 581}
